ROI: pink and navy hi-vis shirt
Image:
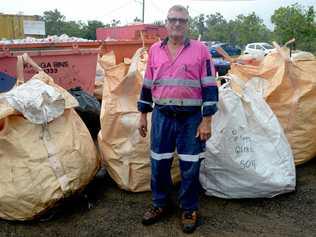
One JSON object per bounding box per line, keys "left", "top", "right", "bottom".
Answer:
{"left": 138, "top": 37, "right": 218, "bottom": 116}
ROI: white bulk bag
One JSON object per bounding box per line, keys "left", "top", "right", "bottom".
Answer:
{"left": 199, "top": 76, "right": 296, "bottom": 198}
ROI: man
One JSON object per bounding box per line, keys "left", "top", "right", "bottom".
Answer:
{"left": 137, "top": 5, "right": 218, "bottom": 234}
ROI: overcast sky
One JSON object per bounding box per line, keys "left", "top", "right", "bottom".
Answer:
{"left": 1, "top": 0, "right": 315, "bottom": 28}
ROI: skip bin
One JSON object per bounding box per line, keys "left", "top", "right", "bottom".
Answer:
{"left": 0, "top": 43, "right": 99, "bottom": 94}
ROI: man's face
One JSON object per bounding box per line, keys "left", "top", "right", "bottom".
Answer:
{"left": 165, "top": 10, "right": 188, "bottom": 39}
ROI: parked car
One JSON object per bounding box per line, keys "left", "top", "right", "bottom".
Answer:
{"left": 209, "top": 43, "right": 241, "bottom": 58}
{"left": 213, "top": 57, "right": 230, "bottom": 77}
{"left": 244, "top": 42, "right": 274, "bottom": 57}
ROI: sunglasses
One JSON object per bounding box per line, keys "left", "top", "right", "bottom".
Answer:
{"left": 167, "top": 17, "right": 188, "bottom": 24}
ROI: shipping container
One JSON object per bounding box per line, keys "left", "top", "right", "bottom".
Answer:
{"left": 0, "top": 14, "right": 43, "bottom": 39}
{"left": 96, "top": 24, "right": 167, "bottom": 41}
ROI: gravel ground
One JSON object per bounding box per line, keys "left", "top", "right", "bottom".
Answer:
{"left": 0, "top": 158, "right": 315, "bottom": 237}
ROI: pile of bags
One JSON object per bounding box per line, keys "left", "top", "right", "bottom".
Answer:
{"left": 0, "top": 55, "right": 99, "bottom": 220}
{"left": 200, "top": 44, "right": 316, "bottom": 198}
{"left": 2, "top": 42, "right": 313, "bottom": 222}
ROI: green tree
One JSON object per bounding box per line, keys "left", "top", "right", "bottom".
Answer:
{"left": 41, "top": 9, "right": 110, "bottom": 39}
{"left": 190, "top": 12, "right": 271, "bottom": 47}
{"left": 83, "top": 20, "right": 105, "bottom": 40}
{"left": 205, "top": 12, "right": 228, "bottom": 42}
{"left": 271, "top": 4, "right": 316, "bottom": 52}
{"left": 188, "top": 16, "right": 201, "bottom": 39}
{"left": 42, "top": 9, "right": 65, "bottom": 35}
{"left": 224, "top": 20, "right": 239, "bottom": 45}
{"left": 189, "top": 14, "right": 207, "bottom": 40}
{"left": 232, "top": 13, "right": 271, "bottom": 46}
{"left": 63, "top": 21, "right": 85, "bottom": 38}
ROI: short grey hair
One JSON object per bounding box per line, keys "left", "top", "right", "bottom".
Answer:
{"left": 167, "top": 5, "right": 189, "bottom": 17}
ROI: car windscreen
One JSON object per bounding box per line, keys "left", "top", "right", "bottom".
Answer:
{"left": 262, "top": 44, "right": 273, "bottom": 49}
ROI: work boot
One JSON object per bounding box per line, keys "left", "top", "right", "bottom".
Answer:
{"left": 181, "top": 210, "right": 198, "bottom": 234}
{"left": 142, "top": 206, "right": 168, "bottom": 225}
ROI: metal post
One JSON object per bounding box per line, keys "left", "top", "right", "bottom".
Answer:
{"left": 142, "top": 0, "right": 145, "bottom": 22}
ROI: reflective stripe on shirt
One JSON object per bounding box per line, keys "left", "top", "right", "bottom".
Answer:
{"left": 153, "top": 78, "right": 201, "bottom": 88}
{"left": 153, "top": 98, "right": 202, "bottom": 106}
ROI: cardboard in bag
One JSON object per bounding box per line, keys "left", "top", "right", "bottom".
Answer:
{"left": 98, "top": 48, "right": 180, "bottom": 192}
{"left": 94, "top": 51, "right": 116, "bottom": 100}
{"left": 0, "top": 58, "right": 99, "bottom": 220}
{"left": 230, "top": 48, "right": 316, "bottom": 165}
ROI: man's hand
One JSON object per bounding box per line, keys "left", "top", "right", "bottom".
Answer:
{"left": 138, "top": 113, "right": 148, "bottom": 137}
{"left": 196, "top": 116, "right": 212, "bottom": 141}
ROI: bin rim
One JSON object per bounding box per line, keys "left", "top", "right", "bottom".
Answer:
{"left": 0, "top": 48, "right": 100, "bottom": 58}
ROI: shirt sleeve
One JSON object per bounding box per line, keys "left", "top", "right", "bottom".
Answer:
{"left": 137, "top": 47, "right": 154, "bottom": 113}
{"left": 200, "top": 45, "right": 218, "bottom": 117}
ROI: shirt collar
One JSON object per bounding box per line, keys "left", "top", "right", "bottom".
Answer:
{"left": 160, "top": 37, "right": 190, "bottom": 48}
